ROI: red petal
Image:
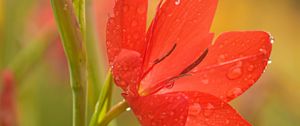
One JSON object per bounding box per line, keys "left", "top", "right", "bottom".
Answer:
{"left": 124, "top": 93, "right": 188, "bottom": 126}
{"left": 140, "top": 0, "right": 218, "bottom": 95}
{"left": 158, "top": 31, "right": 272, "bottom": 102}
{"left": 106, "top": 0, "right": 148, "bottom": 90}
{"left": 125, "top": 91, "right": 251, "bottom": 126}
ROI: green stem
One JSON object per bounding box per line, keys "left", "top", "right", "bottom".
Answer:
{"left": 51, "top": 0, "right": 87, "bottom": 126}
{"left": 98, "top": 100, "right": 129, "bottom": 126}
{"left": 85, "top": 0, "right": 104, "bottom": 107}
{"left": 89, "top": 71, "right": 113, "bottom": 126}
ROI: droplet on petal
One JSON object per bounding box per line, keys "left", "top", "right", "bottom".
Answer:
{"left": 202, "top": 103, "right": 215, "bottom": 117}
{"left": 175, "top": 0, "right": 181, "bottom": 5}
{"left": 226, "top": 67, "right": 243, "bottom": 80}
{"left": 188, "top": 103, "right": 202, "bottom": 116}
{"left": 226, "top": 88, "right": 243, "bottom": 99}
{"left": 131, "top": 20, "right": 138, "bottom": 26}
{"left": 247, "top": 65, "right": 254, "bottom": 72}
{"left": 207, "top": 103, "right": 214, "bottom": 109}
{"left": 268, "top": 32, "right": 275, "bottom": 44}
{"left": 225, "top": 119, "right": 230, "bottom": 124}
{"left": 137, "top": 6, "right": 146, "bottom": 14}
{"left": 259, "top": 48, "right": 267, "bottom": 55}
{"left": 126, "top": 107, "right": 131, "bottom": 111}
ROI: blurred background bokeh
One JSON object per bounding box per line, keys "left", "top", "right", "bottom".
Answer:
{"left": 0, "top": 0, "right": 299, "bottom": 126}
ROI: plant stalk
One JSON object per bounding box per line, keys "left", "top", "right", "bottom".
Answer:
{"left": 98, "top": 100, "right": 129, "bottom": 126}
{"left": 51, "top": 0, "right": 87, "bottom": 125}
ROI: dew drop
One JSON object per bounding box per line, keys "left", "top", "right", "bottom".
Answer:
{"left": 269, "top": 34, "right": 275, "bottom": 44}
{"left": 207, "top": 103, "right": 214, "bottom": 109}
{"left": 126, "top": 107, "right": 131, "bottom": 111}
{"left": 226, "top": 67, "right": 243, "bottom": 80}
{"left": 226, "top": 88, "right": 243, "bottom": 98}
{"left": 148, "top": 114, "right": 154, "bottom": 119}
{"left": 131, "top": 20, "right": 137, "bottom": 26}
{"left": 189, "top": 103, "right": 202, "bottom": 116}
{"left": 203, "top": 103, "right": 215, "bottom": 117}
{"left": 259, "top": 48, "right": 267, "bottom": 55}
{"left": 268, "top": 59, "right": 272, "bottom": 64}
{"left": 225, "top": 119, "right": 230, "bottom": 124}
{"left": 137, "top": 6, "right": 146, "bottom": 14}
{"left": 175, "top": 0, "right": 181, "bottom": 5}
{"left": 247, "top": 65, "right": 254, "bottom": 72}
{"left": 170, "top": 111, "right": 175, "bottom": 116}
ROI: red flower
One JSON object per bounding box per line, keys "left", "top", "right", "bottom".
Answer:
{"left": 106, "top": 0, "right": 272, "bottom": 126}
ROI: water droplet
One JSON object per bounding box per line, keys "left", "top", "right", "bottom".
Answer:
{"left": 137, "top": 6, "right": 146, "bottom": 14}
{"left": 189, "top": 103, "right": 202, "bottom": 116}
{"left": 207, "top": 103, "right": 214, "bottom": 109}
{"left": 247, "top": 65, "right": 254, "bottom": 72}
{"left": 226, "top": 67, "right": 243, "bottom": 80}
{"left": 268, "top": 33, "right": 275, "bottom": 44}
{"left": 147, "top": 114, "right": 154, "bottom": 119}
{"left": 175, "top": 0, "right": 181, "bottom": 5}
{"left": 203, "top": 103, "right": 215, "bottom": 117}
{"left": 131, "top": 20, "right": 137, "bottom": 26}
{"left": 170, "top": 111, "right": 175, "bottom": 116}
{"left": 225, "top": 119, "right": 230, "bottom": 124}
{"left": 227, "top": 88, "right": 243, "bottom": 98}
{"left": 126, "top": 107, "right": 131, "bottom": 111}
{"left": 268, "top": 59, "right": 272, "bottom": 64}
{"left": 259, "top": 48, "right": 267, "bottom": 55}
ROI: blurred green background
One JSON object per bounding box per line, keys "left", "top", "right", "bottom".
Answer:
{"left": 0, "top": 0, "right": 300, "bottom": 126}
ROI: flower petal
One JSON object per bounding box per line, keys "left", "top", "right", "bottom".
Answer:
{"left": 140, "top": 0, "right": 218, "bottom": 95}
{"left": 158, "top": 31, "right": 272, "bottom": 102}
{"left": 106, "top": 0, "right": 148, "bottom": 91}
{"left": 125, "top": 91, "right": 251, "bottom": 126}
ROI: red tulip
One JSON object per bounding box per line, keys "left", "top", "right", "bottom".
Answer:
{"left": 106, "top": 0, "right": 272, "bottom": 125}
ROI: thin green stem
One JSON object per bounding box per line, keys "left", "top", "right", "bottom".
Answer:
{"left": 85, "top": 0, "right": 104, "bottom": 107}
{"left": 51, "top": 0, "right": 87, "bottom": 126}
{"left": 89, "top": 71, "right": 113, "bottom": 126}
{"left": 98, "top": 100, "right": 129, "bottom": 126}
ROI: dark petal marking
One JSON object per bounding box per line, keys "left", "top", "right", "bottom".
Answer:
{"left": 180, "top": 48, "right": 209, "bottom": 74}
{"left": 153, "top": 43, "right": 177, "bottom": 64}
